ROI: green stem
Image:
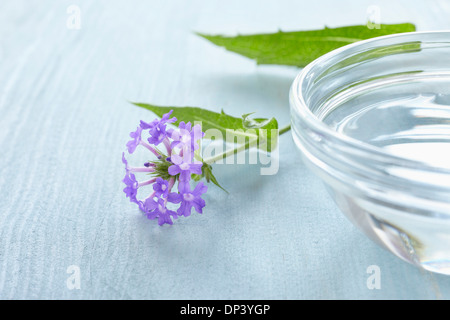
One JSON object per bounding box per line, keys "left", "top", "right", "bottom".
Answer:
{"left": 204, "top": 139, "right": 252, "bottom": 165}
{"left": 203, "top": 123, "right": 291, "bottom": 164}
{"left": 278, "top": 124, "right": 291, "bottom": 135}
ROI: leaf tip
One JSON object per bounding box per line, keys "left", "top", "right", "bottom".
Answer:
{"left": 194, "top": 31, "right": 207, "bottom": 38}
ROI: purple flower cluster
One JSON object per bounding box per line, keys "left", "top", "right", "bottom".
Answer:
{"left": 122, "top": 111, "right": 207, "bottom": 226}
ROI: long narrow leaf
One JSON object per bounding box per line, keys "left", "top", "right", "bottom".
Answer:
{"left": 197, "top": 23, "right": 416, "bottom": 67}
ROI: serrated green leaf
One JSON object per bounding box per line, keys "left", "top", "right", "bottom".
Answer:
{"left": 196, "top": 23, "right": 416, "bottom": 67}
{"left": 133, "top": 103, "right": 244, "bottom": 134}
{"left": 131, "top": 103, "right": 278, "bottom": 151}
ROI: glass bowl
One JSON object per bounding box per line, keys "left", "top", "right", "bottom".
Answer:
{"left": 289, "top": 31, "right": 450, "bottom": 275}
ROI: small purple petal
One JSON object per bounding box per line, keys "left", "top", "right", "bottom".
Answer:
{"left": 168, "top": 164, "right": 181, "bottom": 176}
{"left": 176, "top": 181, "right": 207, "bottom": 217}
{"left": 167, "top": 192, "right": 181, "bottom": 203}
{"left": 142, "top": 111, "right": 177, "bottom": 146}
{"left": 153, "top": 177, "right": 170, "bottom": 198}
{"left": 142, "top": 196, "right": 177, "bottom": 226}
{"left": 126, "top": 126, "right": 143, "bottom": 154}
{"left": 140, "top": 119, "right": 157, "bottom": 130}
{"left": 193, "top": 181, "right": 208, "bottom": 196}
{"left": 122, "top": 152, "right": 130, "bottom": 172}
{"left": 177, "top": 201, "right": 192, "bottom": 217}
{"left": 190, "top": 163, "right": 203, "bottom": 175}
{"left": 192, "top": 198, "right": 205, "bottom": 214}
{"left": 122, "top": 172, "right": 139, "bottom": 204}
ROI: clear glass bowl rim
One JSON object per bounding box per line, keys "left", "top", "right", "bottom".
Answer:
{"left": 290, "top": 30, "right": 450, "bottom": 176}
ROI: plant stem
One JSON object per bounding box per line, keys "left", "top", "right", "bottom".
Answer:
{"left": 278, "top": 124, "right": 291, "bottom": 135}
{"left": 204, "top": 139, "right": 252, "bottom": 164}
{"left": 203, "top": 123, "right": 291, "bottom": 164}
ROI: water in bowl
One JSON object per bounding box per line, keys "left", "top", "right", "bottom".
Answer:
{"left": 321, "top": 72, "right": 450, "bottom": 274}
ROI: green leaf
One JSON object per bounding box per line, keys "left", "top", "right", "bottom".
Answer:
{"left": 196, "top": 23, "right": 416, "bottom": 67}
{"left": 131, "top": 103, "right": 278, "bottom": 151}
{"left": 133, "top": 103, "right": 244, "bottom": 134}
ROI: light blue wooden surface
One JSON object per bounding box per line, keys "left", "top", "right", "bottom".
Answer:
{"left": 2, "top": 0, "right": 450, "bottom": 299}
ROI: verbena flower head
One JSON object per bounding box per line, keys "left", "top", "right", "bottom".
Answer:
{"left": 122, "top": 110, "right": 208, "bottom": 226}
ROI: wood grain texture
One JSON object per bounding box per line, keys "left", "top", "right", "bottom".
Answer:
{"left": 1, "top": 0, "right": 450, "bottom": 299}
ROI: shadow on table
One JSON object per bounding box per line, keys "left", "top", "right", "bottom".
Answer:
{"left": 196, "top": 67, "right": 298, "bottom": 122}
